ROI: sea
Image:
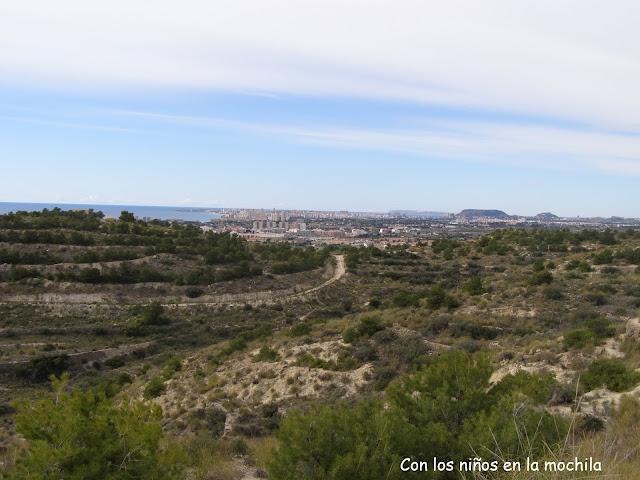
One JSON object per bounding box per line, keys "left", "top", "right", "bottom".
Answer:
{"left": 0, "top": 202, "right": 222, "bottom": 223}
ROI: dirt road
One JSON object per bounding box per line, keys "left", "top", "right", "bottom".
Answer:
{"left": 288, "top": 254, "right": 345, "bottom": 298}
{"left": 170, "top": 254, "right": 346, "bottom": 307}
{"left": 0, "top": 255, "right": 346, "bottom": 308}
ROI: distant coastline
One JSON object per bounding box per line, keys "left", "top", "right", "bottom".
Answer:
{"left": 0, "top": 202, "right": 222, "bottom": 222}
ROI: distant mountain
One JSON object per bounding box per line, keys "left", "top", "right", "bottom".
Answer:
{"left": 389, "top": 210, "right": 450, "bottom": 218}
{"left": 535, "top": 212, "right": 559, "bottom": 221}
{"left": 457, "top": 209, "right": 511, "bottom": 219}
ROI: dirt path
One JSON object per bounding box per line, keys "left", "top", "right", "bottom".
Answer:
{"left": 0, "top": 255, "right": 346, "bottom": 308}
{"left": 288, "top": 254, "right": 345, "bottom": 298}
{"left": 0, "top": 341, "right": 154, "bottom": 373}
{"left": 170, "top": 254, "right": 346, "bottom": 307}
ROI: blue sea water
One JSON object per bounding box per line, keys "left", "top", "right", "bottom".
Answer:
{"left": 0, "top": 202, "right": 222, "bottom": 222}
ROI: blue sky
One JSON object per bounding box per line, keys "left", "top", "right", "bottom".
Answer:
{"left": 1, "top": 1, "right": 640, "bottom": 217}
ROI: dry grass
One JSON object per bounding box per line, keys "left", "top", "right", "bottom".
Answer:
{"left": 180, "top": 435, "right": 240, "bottom": 480}
{"left": 246, "top": 436, "right": 278, "bottom": 471}
{"left": 464, "top": 394, "right": 640, "bottom": 479}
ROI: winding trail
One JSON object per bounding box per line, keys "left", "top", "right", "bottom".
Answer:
{"left": 170, "top": 254, "right": 346, "bottom": 307}
{"left": 290, "top": 254, "right": 345, "bottom": 298}
{"left": 0, "top": 255, "right": 346, "bottom": 308}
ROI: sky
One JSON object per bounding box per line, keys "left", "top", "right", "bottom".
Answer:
{"left": 1, "top": 1, "right": 639, "bottom": 217}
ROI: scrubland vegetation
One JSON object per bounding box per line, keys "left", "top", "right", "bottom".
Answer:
{"left": 1, "top": 209, "right": 640, "bottom": 478}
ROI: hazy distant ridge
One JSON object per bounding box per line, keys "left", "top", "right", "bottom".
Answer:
{"left": 457, "top": 209, "right": 512, "bottom": 219}
{"left": 388, "top": 210, "right": 450, "bottom": 218}
{"left": 535, "top": 212, "right": 560, "bottom": 220}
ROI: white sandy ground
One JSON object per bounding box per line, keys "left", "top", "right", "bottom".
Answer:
{"left": 490, "top": 318, "right": 640, "bottom": 417}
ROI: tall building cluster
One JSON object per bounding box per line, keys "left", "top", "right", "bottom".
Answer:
{"left": 252, "top": 219, "right": 307, "bottom": 231}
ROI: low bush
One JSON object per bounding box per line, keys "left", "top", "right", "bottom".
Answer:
{"left": 269, "top": 351, "right": 567, "bottom": 480}
{"left": 104, "top": 356, "right": 126, "bottom": 369}
{"left": 543, "top": 285, "right": 564, "bottom": 300}
{"left": 529, "top": 270, "right": 553, "bottom": 285}
{"left": 582, "top": 359, "right": 640, "bottom": 392}
{"left": 564, "top": 317, "right": 615, "bottom": 349}
{"left": 254, "top": 346, "right": 280, "bottom": 362}
{"left": 391, "top": 291, "right": 421, "bottom": 308}
{"left": 462, "top": 276, "right": 485, "bottom": 295}
{"left": 144, "top": 377, "right": 166, "bottom": 399}
{"left": 343, "top": 315, "right": 385, "bottom": 343}
{"left": 185, "top": 286, "right": 204, "bottom": 298}
{"left": 426, "top": 285, "right": 459, "bottom": 309}
{"left": 9, "top": 374, "right": 180, "bottom": 478}
{"left": 287, "top": 323, "right": 312, "bottom": 337}
{"left": 16, "top": 354, "right": 70, "bottom": 383}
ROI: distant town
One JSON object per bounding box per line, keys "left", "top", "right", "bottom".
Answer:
{"left": 197, "top": 207, "right": 640, "bottom": 247}
{"left": 3, "top": 202, "right": 637, "bottom": 248}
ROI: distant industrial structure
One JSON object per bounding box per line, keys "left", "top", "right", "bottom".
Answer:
{"left": 252, "top": 219, "right": 307, "bottom": 232}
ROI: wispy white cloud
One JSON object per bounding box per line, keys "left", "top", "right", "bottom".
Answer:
{"left": 110, "top": 109, "right": 640, "bottom": 175}
{"left": 2, "top": 0, "right": 640, "bottom": 133}
{"left": 0, "top": 114, "right": 136, "bottom": 133}
{"left": 4, "top": 0, "right": 640, "bottom": 182}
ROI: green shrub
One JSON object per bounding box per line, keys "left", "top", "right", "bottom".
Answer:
{"left": 265, "top": 245, "right": 329, "bottom": 274}
{"left": 426, "top": 285, "right": 459, "bottom": 309}
{"left": 593, "top": 249, "right": 614, "bottom": 265}
{"left": 585, "top": 291, "right": 608, "bottom": 305}
{"left": 585, "top": 317, "right": 615, "bottom": 338}
{"left": 10, "top": 374, "right": 181, "bottom": 479}
{"left": 425, "top": 314, "right": 450, "bottom": 334}
{"left": 576, "top": 415, "right": 605, "bottom": 434}
{"left": 489, "top": 371, "right": 557, "bottom": 404}
{"left": 221, "top": 326, "right": 272, "bottom": 357}
{"left": 185, "top": 286, "right": 204, "bottom": 298}
{"left": 255, "top": 346, "right": 280, "bottom": 362}
{"left": 564, "top": 317, "right": 615, "bottom": 349}
{"left": 269, "top": 351, "right": 567, "bottom": 480}
{"left": 144, "top": 377, "right": 166, "bottom": 399}
{"left": 287, "top": 323, "right": 312, "bottom": 337}
{"left": 529, "top": 270, "right": 553, "bottom": 285}
{"left": 231, "top": 437, "right": 249, "bottom": 456}
{"left": 204, "top": 408, "right": 227, "bottom": 437}
{"left": 566, "top": 259, "right": 591, "bottom": 272}
{"left": 462, "top": 276, "right": 485, "bottom": 295}
{"left": 342, "top": 327, "right": 358, "bottom": 343}
{"left": 357, "top": 315, "right": 385, "bottom": 336}
{"left": 564, "top": 329, "right": 594, "bottom": 349}
{"left": 341, "top": 299, "right": 353, "bottom": 312}
{"left": 580, "top": 358, "right": 640, "bottom": 392}
{"left": 451, "top": 321, "right": 500, "bottom": 340}
{"left": 342, "top": 315, "right": 385, "bottom": 343}
{"left": 392, "top": 291, "right": 420, "bottom": 308}
{"left": 16, "top": 354, "right": 69, "bottom": 383}
{"left": 78, "top": 267, "right": 102, "bottom": 283}
{"left": 224, "top": 337, "right": 248, "bottom": 355}
{"left": 141, "top": 302, "right": 168, "bottom": 325}
{"left": 295, "top": 353, "right": 334, "bottom": 370}
{"left": 368, "top": 297, "right": 381, "bottom": 308}
{"left": 117, "top": 373, "right": 133, "bottom": 385}
{"left": 162, "top": 357, "right": 182, "bottom": 379}
{"left": 582, "top": 359, "right": 640, "bottom": 392}
{"left": 543, "top": 286, "right": 564, "bottom": 300}
{"left": 532, "top": 260, "right": 546, "bottom": 272}
{"left": 104, "top": 356, "right": 126, "bottom": 369}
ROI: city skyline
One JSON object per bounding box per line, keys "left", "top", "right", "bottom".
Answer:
{"left": 1, "top": 201, "right": 638, "bottom": 220}
{"left": 2, "top": 1, "right": 640, "bottom": 217}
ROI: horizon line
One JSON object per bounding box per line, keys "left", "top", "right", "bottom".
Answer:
{"left": 0, "top": 200, "right": 637, "bottom": 220}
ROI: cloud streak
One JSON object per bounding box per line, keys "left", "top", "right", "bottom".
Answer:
{"left": 2, "top": 0, "right": 640, "bottom": 133}
{"left": 111, "top": 109, "right": 640, "bottom": 175}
